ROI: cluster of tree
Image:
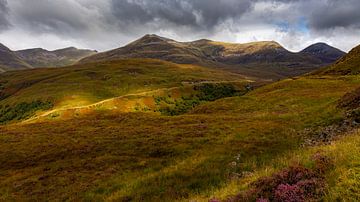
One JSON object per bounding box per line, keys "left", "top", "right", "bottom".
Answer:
{"left": 155, "top": 83, "right": 245, "bottom": 116}
{"left": 0, "top": 100, "right": 53, "bottom": 124}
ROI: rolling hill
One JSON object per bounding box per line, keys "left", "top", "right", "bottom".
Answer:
{"left": 16, "top": 47, "right": 97, "bottom": 68}
{"left": 0, "top": 43, "right": 96, "bottom": 71}
{"left": 0, "top": 62, "right": 359, "bottom": 201}
{"left": 0, "top": 39, "right": 359, "bottom": 201}
{"left": 80, "top": 34, "right": 344, "bottom": 79}
{"left": 0, "top": 43, "right": 32, "bottom": 72}
{"left": 0, "top": 58, "right": 249, "bottom": 119}
{"left": 315, "top": 44, "right": 360, "bottom": 75}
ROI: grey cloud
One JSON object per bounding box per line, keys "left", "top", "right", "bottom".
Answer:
{"left": 0, "top": 0, "right": 359, "bottom": 52}
{"left": 111, "top": 0, "right": 252, "bottom": 30}
{"left": 8, "top": 0, "right": 108, "bottom": 37}
{"left": 0, "top": 0, "right": 10, "bottom": 30}
{"left": 307, "top": 0, "right": 360, "bottom": 30}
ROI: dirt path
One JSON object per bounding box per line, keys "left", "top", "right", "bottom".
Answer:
{"left": 24, "top": 80, "right": 250, "bottom": 123}
{"left": 24, "top": 86, "right": 182, "bottom": 122}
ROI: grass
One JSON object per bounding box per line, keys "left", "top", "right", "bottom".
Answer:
{"left": 0, "top": 73, "right": 359, "bottom": 201}
{"left": 0, "top": 58, "right": 247, "bottom": 123}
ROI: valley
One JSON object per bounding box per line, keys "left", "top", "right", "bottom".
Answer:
{"left": 0, "top": 35, "right": 359, "bottom": 202}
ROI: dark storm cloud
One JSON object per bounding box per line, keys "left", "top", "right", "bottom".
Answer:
{"left": 1, "top": 0, "right": 359, "bottom": 52}
{"left": 8, "top": 0, "right": 107, "bottom": 36}
{"left": 5, "top": 0, "right": 360, "bottom": 37}
{"left": 306, "top": 0, "right": 360, "bottom": 30}
{"left": 0, "top": 0, "right": 10, "bottom": 30}
{"left": 111, "top": 0, "right": 253, "bottom": 30}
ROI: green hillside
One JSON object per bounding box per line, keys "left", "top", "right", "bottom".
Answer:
{"left": 0, "top": 73, "right": 359, "bottom": 201}
{"left": 0, "top": 58, "right": 249, "bottom": 124}
{"left": 0, "top": 46, "right": 359, "bottom": 201}
{"left": 315, "top": 44, "right": 360, "bottom": 75}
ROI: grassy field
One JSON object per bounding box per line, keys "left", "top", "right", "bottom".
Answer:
{"left": 0, "top": 73, "right": 359, "bottom": 201}
{"left": 0, "top": 59, "right": 250, "bottom": 124}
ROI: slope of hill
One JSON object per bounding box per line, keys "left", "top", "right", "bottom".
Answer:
{"left": 0, "top": 43, "right": 32, "bottom": 71}
{"left": 315, "top": 44, "right": 360, "bottom": 75}
{"left": 16, "top": 47, "right": 96, "bottom": 68}
{"left": 0, "top": 72, "right": 359, "bottom": 201}
{"left": 80, "top": 34, "right": 344, "bottom": 79}
{"left": 80, "top": 34, "right": 214, "bottom": 66}
{"left": 301, "top": 43, "right": 346, "bottom": 63}
{"left": 0, "top": 58, "right": 248, "bottom": 118}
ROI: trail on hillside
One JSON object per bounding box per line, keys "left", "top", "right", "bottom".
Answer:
{"left": 25, "top": 80, "right": 249, "bottom": 123}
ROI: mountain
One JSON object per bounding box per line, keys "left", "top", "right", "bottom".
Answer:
{"left": 315, "top": 44, "right": 360, "bottom": 75}
{"left": 1, "top": 56, "right": 359, "bottom": 201}
{"left": 80, "top": 34, "right": 214, "bottom": 65}
{"left": 301, "top": 43, "right": 346, "bottom": 63}
{"left": 0, "top": 43, "right": 32, "bottom": 72}
{"left": 79, "top": 34, "right": 343, "bottom": 79}
{"left": 16, "top": 47, "right": 96, "bottom": 68}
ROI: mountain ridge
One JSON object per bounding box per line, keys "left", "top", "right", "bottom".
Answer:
{"left": 79, "top": 34, "right": 344, "bottom": 79}
{"left": 0, "top": 43, "right": 32, "bottom": 72}
{"left": 16, "top": 47, "right": 97, "bottom": 68}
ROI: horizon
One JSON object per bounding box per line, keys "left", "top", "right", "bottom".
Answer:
{"left": 0, "top": 34, "right": 349, "bottom": 53}
{"left": 0, "top": 0, "right": 359, "bottom": 52}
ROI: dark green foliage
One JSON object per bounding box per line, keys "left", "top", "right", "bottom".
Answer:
{"left": 0, "top": 100, "right": 53, "bottom": 124}
{"left": 195, "top": 83, "right": 240, "bottom": 101}
{"left": 159, "top": 98, "right": 201, "bottom": 116}
{"left": 155, "top": 83, "right": 244, "bottom": 116}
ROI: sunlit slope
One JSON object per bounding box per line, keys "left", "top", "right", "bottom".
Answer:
{"left": 315, "top": 44, "right": 360, "bottom": 75}
{"left": 0, "top": 58, "right": 247, "bottom": 109}
{"left": 0, "top": 75, "right": 359, "bottom": 201}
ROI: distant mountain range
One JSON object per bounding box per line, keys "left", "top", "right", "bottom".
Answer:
{"left": 16, "top": 47, "right": 97, "bottom": 68}
{"left": 0, "top": 35, "right": 347, "bottom": 79}
{"left": 0, "top": 43, "right": 32, "bottom": 72}
{"left": 0, "top": 44, "right": 96, "bottom": 72}
{"left": 80, "top": 34, "right": 346, "bottom": 79}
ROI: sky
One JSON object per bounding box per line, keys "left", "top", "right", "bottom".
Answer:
{"left": 0, "top": 0, "right": 359, "bottom": 52}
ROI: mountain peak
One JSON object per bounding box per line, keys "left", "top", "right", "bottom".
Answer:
{"left": 0, "top": 43, "right": 11, "bottom": 52}
{"left": 301, "top": 43, "right": 344, "bottom": 54}
{"left": 136, "top": 34, "right": 174, "bottom": 43}
{"left": 301, "top": 42, "right": 345, "bottom": 63}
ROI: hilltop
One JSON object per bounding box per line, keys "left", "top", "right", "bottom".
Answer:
{"left": 0, "top": 43, "right": 96, "bottom": 71}
{"left": 0, "top": 43, "right": 32, "bottom": 72}
{"left": 80, "top": 34, "right": 344, "bottom": 79}
{"left": 16, "top": 47, "right": 97, "bottom": 68}
{"left": 301, "top": 42, "right": 345, "bottom": 63}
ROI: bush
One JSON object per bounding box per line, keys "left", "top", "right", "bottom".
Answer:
{"left": 195, "top": 83, "right": 239, "bottom": 101}
{"left": 0, "top": 100, "right": 53, "bottom": 124}
{"left": 229, "top": 154, "right": 332, "bottom": 202}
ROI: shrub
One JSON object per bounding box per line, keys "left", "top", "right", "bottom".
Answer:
{"left": 195, "top": 83, "right": 239, "bottom": 101}
{"left": 0, "top": 100, "right": 53, "bottom": 124}
{"left": 274, "top": 184, "right": 305, "bottom": 202}
{"left": 229, "top": 154, "right": 333, "bottom": 202}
